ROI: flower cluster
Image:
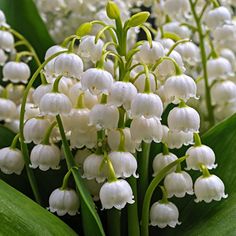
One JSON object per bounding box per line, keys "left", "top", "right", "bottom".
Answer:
{"left": 0, "top": 0, "right": 230, "bottom": 232}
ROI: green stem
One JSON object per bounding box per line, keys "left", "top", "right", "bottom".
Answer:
{"left": 140, "top": 155, "right": 188, "bottom": 236}
{"left": 189, "top": 0, "right": 215, "bottom": 126}
{"left": 15, "top": 51, "right": 34, "bottom": 62}
{"left": 8, "top": 28, "right": 41, "bottom": 67}
{"left": 118, "top": 129, "right": 125, "bottom": 152}
{"left": 61, "top": 169, "right": 73, "bottom": 190}
{"left": 118, "top": 107, "right": 126, "bottom": 129}
{"left": 19, "top": 50, "right": 67, "bottom": 203}
{"left": 200, "top": 164, "right": 211, "bottom": 177}
{"left": 127, "top": 176, "right": 140, "bottom": 236}
{"left": 104, "top": 151, "right": 117, "bottom": 182}
{"left": 107, "top": 208, "right": 121, "bottom": 236}
{"left": 194, "top": 132, "right": 202, "bottom": 146}
{"left": 41, "top": 121, "right": 57, "bottom": 145}
{"left": 138, "top": 142, "right": 151, "bottom": 214}
{"left": 10, "top": 133, "right": 20, "bottom": 149}
{"left": 162, "top": 143, "right": 169, "bottom": 155}
{"left": 159, "top": 186, "right": 168, "bottom": 203}
{"left": 52, "top": 75, "right": 63, "bottom": 92}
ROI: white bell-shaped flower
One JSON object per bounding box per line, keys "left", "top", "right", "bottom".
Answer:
{"left": 89, "top": 104, "right": 119, "bottom": 130}
{"left": 167, "top": 105, "right": 200, "bottom": 132}
{"left": 109, "top": 151, "right": 138, "bottom": 178}
{"left": 69, "top": 82, "right": 98, "bottom": 109}
{"left": 213, "top": 24, "right": 236, "bottom": 47}
{"left": 84, "top": 179, "right": 102, "bottom": 201}
{"left": 39, "top": 92, "right": 72, "bottom": 116}
{"left": 83, "top": 154, "right": 108, "bottom": 183}
{"left": 152, "top": 152, "right": 178, "bottom": 176}
{"left": 70, "top": 128, "right": 97, "bottom": 149}
{"left": 3, "top": 61, "right": 30, "bottom": 84}
{"left": 99, "top": 179, "right": 134, "bottom": 210}
{"left": 45, "top": 45, "right": 66, "bottom": 60}
{"left": 74, "top": 148, "right": 92, "bottom": 168}
{"left": 81, "top": 68, "right": 113, "bottom": 95}
{"left": 17, "top": 103, "right": 40, "bottom": 120}
{"left": 0, "top": 98, "right": 17, "bottom": 121}
{"left": 157, "top": 50, "right": 185, "bottom": 77}
{"left": 164, "top": 171, "right": 194, "bottom": 198}
{"left": 30, "top": 144, "right": 61, "bottom": 171}
{"left": 32, "top": 84, "right": 52, "bottom": 105}
{"left": 207, "top": 57, "right": 233, "bottom": 80}
{"left": 0, "top": 147, "right": 24, "bottom": 175}
{"left": 54, "top": 52, "right": 83, "bottom": 79}
{"left": 77, "top": 35, "right": 104, "bottom": 63}
{"left": 136, "top": 41, "right": 165, "bottom": 64}
{"left": 211, "top": 80, "right": 236, "bottom": 105}
{"left": 130, "top": 116, "right": 163, "bottom": 144}
{"left": 24, "top": 117, "right": 51, "bottom": 144}
{"left": 48, "top": 188, "right": 80, "bottom": 216}
{"left": 150, "top": 201, "right": 181, "bottom": 228}
{"left": 131, "top": 93, "right": 163, "bottom": 119}
{"left": 108, "top": 128, "right": 138, "bottom": 153}
{"left": 0, "top": 30, "right": 14, "bottom": 52}
{"left": 175, "top": 42, "right": 200, "bottom": 65}
{"left": 133, "top": 73, "right": 157, "bottom": 93}
{"left": 162, "top": 125, "right": 193, "bottom": 149}
{"left": 205, "top": 6, "right": 231, "bottom": 29}
{"left": 220, "top": 48, "right": 236, "bottom": 70}
{"left": 62, "top": 108, "right": 90, "bottom": 133}
{"left": 156, "top": 38, "right": 175, "bottom": 49}
{"left": 44, "top": 45, "right": 67, "bottom": 76}
{"left": 164, "top": 74, "right": 197, "bottom": 104}
{"left": 194, "top": 174, "right": 228, "bottom": 203}
{"left": 186, "top": 145, "right": 217, "bottom": 170}
{"left": 108, "top": 81, "right": 137, "bottom": 110}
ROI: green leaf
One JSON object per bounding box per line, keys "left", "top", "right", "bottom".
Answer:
{"left": 72, "top": 168, "right": 105, "bottom": 236}
{"left": 153, "top": 114, "right": 236, "bottom": 236}
{"left": 0, "top": 179, "right": 77, "bottom": 235}
{"left": 0, "top": 0, "right": 54, "bottom": 60}
{"left": 0, "top": 125, "right": 15, "bottom": 148}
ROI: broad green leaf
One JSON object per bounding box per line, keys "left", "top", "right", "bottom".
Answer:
{"left": 0, "top": 0, "right": 54, "bottom": 60}
{"left": 0, "top": 179, "right": 77, "bottom": 236}
{"left": 153, "top": 114, "right": 236, "bottom": 236}
{"left": 72, "top": 168, "right": 105, "bottom": 236}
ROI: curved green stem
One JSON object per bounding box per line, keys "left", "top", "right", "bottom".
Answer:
{"left": 140, "top": 155, "right": 188, "bottom": 236}
{"left": 8, "top": 28, "right": 41, "bottom": 67}
{"left": 10, "top": 133, "right": 20, "bottom": 149}
{"left": 41, "top": 121, "right": 57, "bottom": 145}
{"left": 189, "top": 0, "right": 215, "bottom": 126}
